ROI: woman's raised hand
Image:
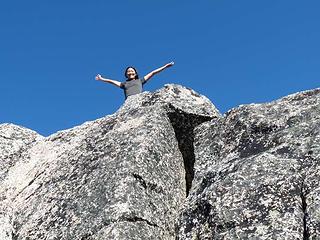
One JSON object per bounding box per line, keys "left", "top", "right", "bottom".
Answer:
{"left": 95, "top": 74, "right": 102, "bottom": 81}
{"left": 165, "top": 61, "right": 174, "bottom": 68}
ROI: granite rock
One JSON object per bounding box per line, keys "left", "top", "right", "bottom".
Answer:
{"left": 177, "top": 88, "right": 320, "bottom": 239}
{"left": 0, "top": 124, "right": 43, "bottom": 183}
{"left": 0, "top": 124, "right": 43, "bottom": 240}
{"left": 0, "top": 84, "right": 219, "bottom": 240}
{"left": 2, "top": 84, "right": 320, "bottom": 240}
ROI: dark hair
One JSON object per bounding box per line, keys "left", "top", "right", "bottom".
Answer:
{"left": 124, "top": 66, "right": 139, "bottom": 79}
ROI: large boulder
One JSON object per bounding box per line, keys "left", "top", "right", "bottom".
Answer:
{"left": 177, "top": 88, "right": 320, "bottom": 239}
{"left": 0, "top": 84, "right": 219, "bottom": 240}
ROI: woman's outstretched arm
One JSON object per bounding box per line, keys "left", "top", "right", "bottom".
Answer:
{"left": 144, "top": 61, "right": 174, "bottom": 81}
{"left": 95, "top": 74, "right": 122, "bottom": 88}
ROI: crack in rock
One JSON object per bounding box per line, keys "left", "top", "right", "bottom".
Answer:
{"left": 167, "top": 105, "right": 214, "bottom": 196}
{"left": 132, "top": 173, "right": 164, "bottom": 194}
{"left": 0, "top": 135, "right": 12, "bottom": 140}
{"left": 300, "top": 182, "right": 310, "bottom": 240}
{"left": 119, "top": 216, "right": 160, "bottom": 228}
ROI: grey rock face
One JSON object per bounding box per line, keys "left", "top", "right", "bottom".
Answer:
{"left": 0, "top": 124, "right": 43, "bottom": 239}
{"left": 2, "top": 84, "right": 320, "bottom": 240}
{"left": 177, "top": 89, "right": 320, "bottom": 239}
{"left": 0, "top": 85, "right": 219, "bottom": 240}
{"left": 0, "top": 124, "right": 43, "bottom": 183}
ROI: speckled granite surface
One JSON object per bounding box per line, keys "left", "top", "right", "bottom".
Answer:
{"left": 0, "top": 84, "right": 218, "bottom": 240}
{"left": 1, "top": 85, "right": 319, "bottom": 239}
{"left": 177, "top": 88, "right": 320, "bottom": 239}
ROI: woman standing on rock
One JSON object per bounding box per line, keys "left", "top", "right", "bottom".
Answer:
{"left": 95, "top": 62, "right": 174, "bottom": 99}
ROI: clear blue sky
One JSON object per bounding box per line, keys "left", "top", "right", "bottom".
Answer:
{"left": 1, "top": 1, "right": 319, "bottom": 136}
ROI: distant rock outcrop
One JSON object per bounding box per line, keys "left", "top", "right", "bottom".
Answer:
{"left": 1, "top": 84, "right": 319, "bottom": 239}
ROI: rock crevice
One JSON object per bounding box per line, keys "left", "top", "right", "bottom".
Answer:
{"left": 300, "top": 184, "right": 310, "bottom": 240}
{"left": 120, "top": 216, "right": 160, "bottom": 228}
{"left": 166, "top": 105, "right": 214, "bottom": 196}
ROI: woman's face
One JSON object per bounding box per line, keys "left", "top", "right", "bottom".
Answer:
{"left": 126, "top": 68, "right": 137, "bottom": 79}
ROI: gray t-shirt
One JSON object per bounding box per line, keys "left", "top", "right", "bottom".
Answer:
{"left": 120, "top": 77, "right": 147, "bottom": 99}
